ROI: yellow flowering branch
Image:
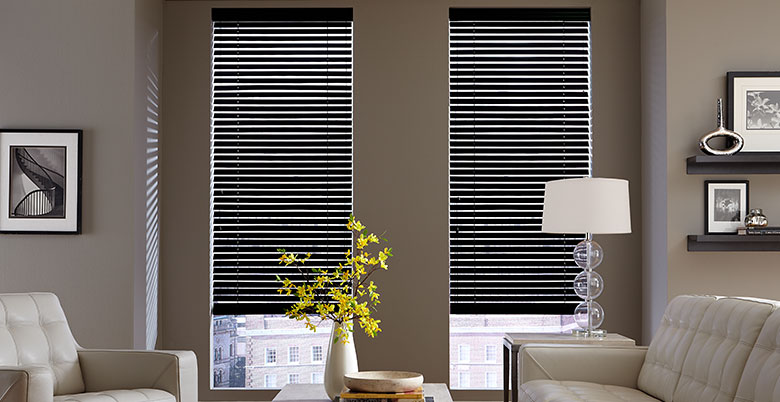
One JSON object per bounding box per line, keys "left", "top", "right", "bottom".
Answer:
{"left": 277, "top": 215, "right": 393, "bottom": 343}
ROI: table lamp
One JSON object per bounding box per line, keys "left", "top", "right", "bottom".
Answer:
{"left": 541, "top": 177, "right": 631, "bottom": 337}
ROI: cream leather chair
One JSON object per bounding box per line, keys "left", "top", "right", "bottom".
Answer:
{"left": 518, "top": 295, "right": 780, "bottom": 402}
{"left": 0, "top": 293, "right": 196, "bottom": 402}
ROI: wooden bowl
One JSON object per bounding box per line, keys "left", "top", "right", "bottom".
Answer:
{"left": 344, "top": 371, "right": 424, "bottom": 393}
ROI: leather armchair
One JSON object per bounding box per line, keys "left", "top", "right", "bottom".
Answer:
{"left": 0, "top": 293, "right": 197, "bottom": 402}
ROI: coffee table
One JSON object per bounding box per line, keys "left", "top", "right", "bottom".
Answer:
{"left": 503, "top": 332, "right": 636, "bottom": 402}
{"left": 273, "top": 383, "right": 453, "bottom": 402}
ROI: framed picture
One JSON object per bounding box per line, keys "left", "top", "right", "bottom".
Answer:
{"left": 0, "top": 129, "right": 82, "bottom": 234}
{"left": 705, "top": 180, "right": 748, "bottom": 234}
{"left": 727, "top": 71, "right": 780, "bottom": 152}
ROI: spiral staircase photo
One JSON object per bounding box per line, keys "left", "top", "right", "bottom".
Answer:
{"left": 12, "top": 147, "right": 65, "bottom": 218}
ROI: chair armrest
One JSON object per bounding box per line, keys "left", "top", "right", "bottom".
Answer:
{"left": 520, "top": 344, "right": 648, "bottom": 388}
{"left": 77, "top": 349, "right": 197, "bottom": 402}
{"left": 0, "top": 365, "right": 53, "bottom": 402}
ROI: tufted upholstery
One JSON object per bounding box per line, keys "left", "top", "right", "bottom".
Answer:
{"left": 53, "top": 388, "right": 175, "bottom": 402}
{"left": 0, "top": 293, "right": 197, "bottom": 402}
{"left": 519, "top": 294, "right": 780, "bottom": 402}
{"left": 735, "top": 304, "right": 780, "bottom": 402}
{"left": 0, "top": 293, "right": 84, "bottom": 395}
{"left": 672, "top": 297, "right": 775, "bottom": 402}
{"left": 637, "top": 295, "right": 716, "bottom": 401}
{"left": 519, "top": 380, "right": 661, "bottom": 402}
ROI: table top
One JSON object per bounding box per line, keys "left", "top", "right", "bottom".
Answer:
{"left": 273, "top": 383, "right": 453, "bottom": 402}
{"left": 503, "top": 332, "right": 635, "bottom": 347}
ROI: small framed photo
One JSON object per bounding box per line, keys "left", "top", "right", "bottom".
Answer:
{"left": 727, "top": 71, "right": 780, "bottom": 152}
{"left": 0, "top": 129, "right": 82, "bottom": 234}
{"left": 705, "top": 180, "right": 748, "bottom": 234}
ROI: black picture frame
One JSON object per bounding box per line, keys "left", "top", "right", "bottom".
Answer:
{"left": 705, "top": 180, "right": 749, "bottom": 235}
{"left": 727, "top": 71, "right": 780, "bottom": 152}
{"left": 0, "top": 129, "right": 82, "bottom": 234}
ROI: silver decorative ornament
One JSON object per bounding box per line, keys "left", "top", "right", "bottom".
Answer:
{"left": 699, "top": 98, "right": 744, "bottom": 155}
{"left": 745, "top": 208, "right": 768, "bottom": 228}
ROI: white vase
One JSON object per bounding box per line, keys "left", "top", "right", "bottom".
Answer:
{"left": 323, "top": 321, "right": 358, "bottom": 400}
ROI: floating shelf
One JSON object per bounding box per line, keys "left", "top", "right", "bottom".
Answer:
{"left": 686, "top": 153, "right": 780, "bottom": 174}
{"left": 687, "top": 235, "right": 780, "bottom": 252}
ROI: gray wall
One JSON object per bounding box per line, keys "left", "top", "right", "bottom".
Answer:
{"left": 161, "top": 1, "right": 641, "bottom": 400}
{"left": 640, "top": 0, "right": 667, "bottom": 344}
{"left": 663, "top": 0, "right": 780, "bottom": 303}
{"left": 0, "top": 0, "right": 161, "bottom": 349}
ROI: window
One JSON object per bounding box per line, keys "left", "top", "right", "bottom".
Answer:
{"left": 458, "top": 372, "right": 471, "bottom": 389}
{"left": 209, "top": 8, "right": 353, "bottom": 390}
{"left": 312, "top": 345, "right": 324, "bottom": 363}
{"left": 486, "top": 372, "right": 498, "bottom": 388}
{"left": 448, "top": 8, "right": 592, "bottom": 313}
{"left": 265, "top": 348, "right": 277, "bottom": 365}
{"left": 230, "top": 343, "right": 235, "bottom": 357}
{"left": 485, "top": 345, "right": 497, "bottom": 363}
{"left": 289, "top": 346, "right": 300, "bottom": 364}
{"left": 458, "top": 344, "right": 470, "bottom": 363}
{"left": 312, "top": 372, "right": 324, "bottom": 384}
{"left": 288, "top": 373, "right": 300, "bottom": 384}
{"left": 448, "top": 7, "right": 591, "bottom": 390}
{"left": 214, "top": 369, "right": 223, "bottom": 385}
{"left": 264, "top": 374, "right": 277, "bottom": 388}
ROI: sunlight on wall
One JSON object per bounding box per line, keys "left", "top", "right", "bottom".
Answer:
{"left": 145, "top": 30, "right": 161, "bottom": 350}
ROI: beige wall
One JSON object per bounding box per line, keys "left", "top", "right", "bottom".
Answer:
{"left": 640, "top": 0, "right": 667, "bottom": 344}
{"left": 133, "top": 0, "right": 164, "bottom": 350}
{"left": 664, "top": 0, "right": 780, "bottom": 304}
{"left": 161, "top": 1, "right": 641, "bottom": 400}
{"left": 0, "top": 0, "right": 161, "bottom": 349}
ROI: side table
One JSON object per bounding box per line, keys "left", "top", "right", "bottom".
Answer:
{"left": 274, "top": 383, "right": 453, "bottom": 402}
{"left": 503, "top": 332, "right": 635, "bottom": 402}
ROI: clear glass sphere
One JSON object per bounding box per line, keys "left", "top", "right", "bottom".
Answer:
{"left": 574, "top": 240, "right": 603, "bottom": 269}
{"left": 573, "top": 270, "right": 604, "bottom": 300}
{"left": 573, "top": 301, "right": 605, "bottom": 329}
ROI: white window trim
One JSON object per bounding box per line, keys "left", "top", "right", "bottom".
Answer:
{"left": 459, "top": 372, "right": 470, "bottom": 388}
{"left": 265, "top": 347, "right": 277, "bottom": 366}
{"left": 485, "top": 345, "right": 497, "bottom": 363}
{"left": 458, "top": 344, "right": 470, "bottom": 363}
{"left": 485, "top": 371, "right": 497, "bottom": 388}
{"left": 288, "top": 346, "right": 300, "bottom": 365}
{"left": 264, "top": 374, "right": 277, "bottom": 388}
{"left": 312, "top": 345, "right": 324, "bottom": 363}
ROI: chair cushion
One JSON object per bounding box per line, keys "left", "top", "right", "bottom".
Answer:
{"left": 735, "top": 302, "right": 780, "bottom": 402}
{"left": 0, "top": 293, "right": 84, "bottom": 395}
{"left": 519, "top": 380, "right": 661, "bottom": 402}
{"left": 672, "top": 297, "right": 775, "bottom": 402}
{"left": 637, "top": 295, "right": 716, "bottom": 401}
{"left": 53, "top": 389, "right": 175, "bottom": 402}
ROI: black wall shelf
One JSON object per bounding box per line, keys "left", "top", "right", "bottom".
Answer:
{"left": 686, "top": 153, "right": 780, "bottom": 174}
{"left": 687, "top": 235, "right": 780, "bottom": 252}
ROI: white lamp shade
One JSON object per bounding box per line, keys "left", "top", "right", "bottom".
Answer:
{"left": 542, "top": 177, "right": 631, "bottom": 234}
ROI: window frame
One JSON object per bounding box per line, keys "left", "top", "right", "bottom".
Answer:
{"left": 312, "top": 345, "right": 324, "bottom": 363}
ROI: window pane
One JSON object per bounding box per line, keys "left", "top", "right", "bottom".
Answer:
{"left": 212, "top": 315, "right": 331, "bottom": 389}
{"left": 450, "top": 315, "right": 576, "bottom": 390}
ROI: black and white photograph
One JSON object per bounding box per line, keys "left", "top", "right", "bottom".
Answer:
{"left": 0, "top": 129, "right": 82, "bottom": 233}
{"left": 705, "top": 180, "right": 748, "bottom": 234}
{"left": 712, "top": 188, "right": 741, "bottom": 222}
{"left": 728, "top": 71, "right": 780, "bottom": 151}
{"left": 746, "top": 91, "right": 780, "bottom": 129}
{"left": 9, "top": 146, "right": 66, "bottom": 218}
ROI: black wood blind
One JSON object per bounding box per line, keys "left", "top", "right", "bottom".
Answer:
{"left": 448, "top": 8, "right": 592, "bottom": 315}
{"left": 210, "top": 8, "right": 353, "bottom": 315}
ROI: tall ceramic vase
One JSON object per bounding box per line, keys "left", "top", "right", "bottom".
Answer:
{"left": 323, "top": 321, "right": 358, "bottom": 400}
